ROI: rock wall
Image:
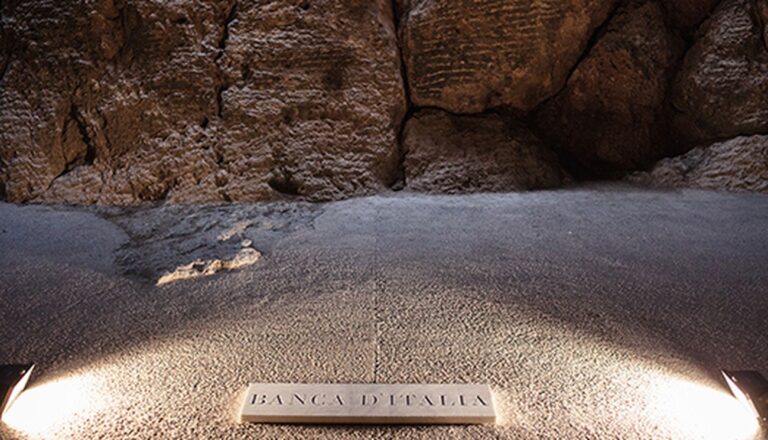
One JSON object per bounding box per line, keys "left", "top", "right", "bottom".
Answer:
{"left": 629, "top": 135, "right": 768, "bottom": 193}
{"left": 533, "top": 0, "right": 684, "bottom": 174}
{"left": 400, "top": 0, "right": 616, "bottom": 113}
{"left": 671, "top": 0, "right": 768, "bottom": 145}
{"left": 1, "top": 0, "right": 767, "bottom": 203}
{"left": 403, "top": 110, "right": 565, "bottom": 193}
{"left": 0, "top": 0, "right": 404, "bottom": 204}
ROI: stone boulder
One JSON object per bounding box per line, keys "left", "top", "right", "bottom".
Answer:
{"left": 0, "top": 0, "right": 405, "bottom": 204}
{"left": 400, "top": 0, "right": 617, "bottom": 113}
{"left": 630, "top": 135, "right": 768, "bottom": 193}
{"left": 672, "top": 0, "right": 768, "bottom": 145}
{"left": 533, "top": 1, "right": 684, "bottom": 174}
{"left": 403, "top": 109, "right": 565, "bottom": 193}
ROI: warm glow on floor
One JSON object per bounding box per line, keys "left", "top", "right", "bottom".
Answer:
{"left": 1, "top": 372, "right": 110, "bottom": 439}
{"left": 644, "top": 375, "right": 760, "bottom": 440}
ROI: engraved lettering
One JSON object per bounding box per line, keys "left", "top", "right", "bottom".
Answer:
{"left": 361, "top": 394, "right": 378, "bottom": 406}
{"left": 240, "top": 384, "right": 496, "bottom": 423}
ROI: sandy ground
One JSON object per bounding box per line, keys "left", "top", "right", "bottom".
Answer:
{"left": 0, "top": 185, "right": 767, "bottom": 440}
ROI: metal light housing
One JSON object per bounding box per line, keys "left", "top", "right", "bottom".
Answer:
{"left": 722, "top": 370, "right": 768, "bottom": 424}
{"left": 1, "top": 364, "right": 35, "bottom": 420}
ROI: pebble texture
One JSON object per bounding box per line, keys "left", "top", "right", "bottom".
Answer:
{"left": 672, "top": 0, "right": 768, "bottom": 145}
{"left": 533, "top": 1, "right": 684, "bottom": 174}
{"left": 400, "top": 0, "right": 617, "bottom": 113}
{"left": 0, "top": 0, "right": 405, "bottom": 204}
{"left": 630, "top": 135, "right": 768, "bottom": 193}
{"left": 403, "top": 109, "right": 564, "bottom": 193}
{"left": 1, "top": 190, "right": 767, "bottom": 439}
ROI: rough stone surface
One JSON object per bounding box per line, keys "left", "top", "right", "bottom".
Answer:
{"left": 403, "top": 109, "right": 564, "bottom": 193}
{"left": 660, "top": 0, "right": 719, "bottom": 30}
{"left": 400, "top": 0, "right": 617, "bottom": 113}
{"left": 0, "top": 0, "right": 405, "bottom": 204}
{"left": 672, "top": 0, "right": 768, "bottom": 145}
{"left": 4, "top": 0, "right": 768, "bottom": 201}
{"left": 211, "top": 0, "right": 406, "bottom": 202}
{"left": 630, "top": 135, "right": 768, "bottom": 193}
{"left": 101, "top": 201, "right": 321, "bottom": 282}
{"left": 0, "top": 0, "right": 226, "bottom": 204}
{"left": 533, "top": 1, "right": 684, "bottom": 174}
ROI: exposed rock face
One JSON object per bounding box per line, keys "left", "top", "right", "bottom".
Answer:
{"left": 660, "top": 0, "right": 719, "bottom": 30}
{"left": 109, "top": 201, "right": 321, "bottom": 281}
{"left": 400, "top": 0, "right": 617, "bottom": 113}
{"left": 533, "top": 1, "right": 684, "bottom": 174}
{"left": 2, "top": 0, "right": 768, "bottom": 202}
{"left": 0, "top": 0, "right": 405, "bottom": 204}
{"left": 1, "top": 0, "right": 227, "bottom": 204}
{"left": 672, "top": 0, "right": 768, "bottom": 145}
{"left": 630, "top": 135, "right": 768, "bottom": 193}
{"left": 212, "top": 0, "right": 405, "bottom": 202}
{"left": 403, "top": 109, "right": 564, "bottom": 193}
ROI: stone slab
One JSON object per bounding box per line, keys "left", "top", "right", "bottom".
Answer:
{"left": 239, "top": 383, "right": 496, "bottom": 425}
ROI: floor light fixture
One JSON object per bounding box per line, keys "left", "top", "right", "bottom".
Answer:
{"left": 1, "top": 364, "right": 35, "bottom": 420}
{"left": 722, "top": 370, "right": 768, "bottom": 425}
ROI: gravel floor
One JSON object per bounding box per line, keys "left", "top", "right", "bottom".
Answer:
{"left": 1, "top": 185, "right": 767, "bottom": 440}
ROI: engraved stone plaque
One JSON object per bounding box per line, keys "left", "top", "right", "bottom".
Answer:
{"left": 240, "top": 383, "right": 496, "bottom": 424}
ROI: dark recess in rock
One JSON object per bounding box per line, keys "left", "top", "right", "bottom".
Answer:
{"left": 660, "top": 0, "right": 720, "bottom": 31}
{"left": 403, "top": 109, "right": 565, "bottom": 193}
{"left": 532, "top": 0, "right": 685, "bottom": 176}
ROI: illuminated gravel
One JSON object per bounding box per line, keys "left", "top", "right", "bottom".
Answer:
{"left": 1, "top": 185, "right": 766, "bottom": 439}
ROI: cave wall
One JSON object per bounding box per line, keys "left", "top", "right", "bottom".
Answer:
{"left": 0, "top": 0, "right": 766, "bottom": 204}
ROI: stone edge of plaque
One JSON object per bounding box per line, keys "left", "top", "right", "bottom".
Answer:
{"left": 239, "top": 383, "right": 497, "bottom": 426}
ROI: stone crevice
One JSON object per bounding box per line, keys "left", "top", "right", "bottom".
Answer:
{"left": 533, "top": 1, "right": 622, "bottom": 114}
{"left": 68, "top": 103, "right": 97, "bottom": 168}
{"left": 755, "top": 0, "right": 768, "bottom": 50}
{"left": 214, "top": 1, "right": 238, "bottom": 120}
{"left": 47, "top": 101, "right": 98, "bottom": 191}
{"left": 0, "top": 57, "right": 8, "bottom": 86}
{"left": 390, "top": 0, "right": 413, "bottom": 190}
{"left": 0, "top": 17, "right": 11, "bottom": 85}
